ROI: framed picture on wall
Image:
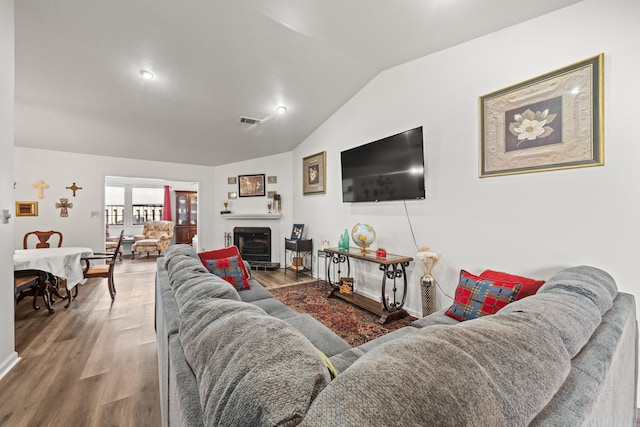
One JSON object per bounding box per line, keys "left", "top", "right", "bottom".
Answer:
{"left": 479, "top": 54, "right": 604, "bottom": 177}
{"left": 16, "top": 201, "right": 38, "bottom": 216}
{"left": 238, "top": 174, "right": 265, "bottom": 197}
{"left": 302, "top": 151, "right": 326, "bottom": 195}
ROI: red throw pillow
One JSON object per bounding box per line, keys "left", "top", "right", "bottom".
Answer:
{"left": 198, "top": 246, "right": 250, "bottom": 279}
{"left": 480, "top": 270, "right": 545, "bottom": 300}
{"left": 445, "top": 270, "right": 521, "bottom": 322}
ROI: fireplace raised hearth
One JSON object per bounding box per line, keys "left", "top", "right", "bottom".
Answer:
{"left": 233, "top": 227, "right": 279, "bottom": 271}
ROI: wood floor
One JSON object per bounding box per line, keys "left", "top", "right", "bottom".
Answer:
{"left": 0, "top": 256, "right": 162, "bottom": 427}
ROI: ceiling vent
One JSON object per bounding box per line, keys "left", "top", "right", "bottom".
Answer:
{"left": 239, "top": 116, "right": 262, "bottom": 125}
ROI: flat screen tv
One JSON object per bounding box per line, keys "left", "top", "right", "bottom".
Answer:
{"left": 341, "top": 126, "right": 425, "bottom": 202}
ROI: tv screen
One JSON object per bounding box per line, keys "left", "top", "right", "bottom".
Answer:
{"left": 341, "top": 126, "right": 425, "bottom": 202}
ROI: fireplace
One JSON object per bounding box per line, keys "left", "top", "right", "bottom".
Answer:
{"left": 233, "top": 227, "right": 279, "bottom": 270}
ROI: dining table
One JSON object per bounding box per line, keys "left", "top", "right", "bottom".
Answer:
{"left": 14, "top": 246, "right": 93, "bottom": 312}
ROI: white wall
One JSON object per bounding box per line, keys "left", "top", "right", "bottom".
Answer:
{"left": 293, "top": 0, "right": 640, "bottom": 318}
{"left": 13, "top": 148, "right": 215, "bottom": 253}
{"left": 211, "top": 151, "right": 294, "bottom": 266}
{"left": 0, "top": 0, "right": 17, "bottom": 380}
{"left": 11, "top": 148, "right": 295, "bottom": 266}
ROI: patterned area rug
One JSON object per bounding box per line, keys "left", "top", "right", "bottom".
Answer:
{"left": 270, "top": 281, "right": 416, "bottom": 347}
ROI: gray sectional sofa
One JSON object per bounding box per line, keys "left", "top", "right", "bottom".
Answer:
{"left": 155, "top": 244, "right": 638, "bottom": 426}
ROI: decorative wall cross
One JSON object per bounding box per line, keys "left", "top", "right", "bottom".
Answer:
{"left": 55, "top": 198, "right": 73, "bottom": 217}
{"left": 66, "top": 182, "right": 83, "bottom": 197}
{"left": 32, "top": 180, "right": 49, "bottom": 199}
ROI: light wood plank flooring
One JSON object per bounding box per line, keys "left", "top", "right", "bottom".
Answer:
{"left": 1, "top": 256, "right": 161, "bottom": 427}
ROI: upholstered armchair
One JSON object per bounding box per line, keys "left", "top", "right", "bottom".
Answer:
{"left": 131, "top": 221, "right": 175, "bottom": 259}
{"left": 105, "top": 224, "right": 123, "bottom": 261}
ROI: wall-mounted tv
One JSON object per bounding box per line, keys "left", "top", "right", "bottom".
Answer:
{"left": 341, "top": 126, "right": 425, "bottom": 202}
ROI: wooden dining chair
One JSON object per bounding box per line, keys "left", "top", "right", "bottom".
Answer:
{"left": 80, "top": 230, "right": 124, "bottom": 301}
{"left": 22, "top": 230, "right": 66, "bottom": 299}
{"left": 14, "top": 271, "right": 48, "bottom": 311}
{"left": 23, "top": 230, "right": 63, "bottom": 249}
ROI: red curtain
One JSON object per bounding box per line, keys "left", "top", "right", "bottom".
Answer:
{"left": 162, "top": 185, "right": 172, "bottom": 221}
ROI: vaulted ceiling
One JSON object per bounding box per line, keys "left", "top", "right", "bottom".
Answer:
{"left": 14, "top": 0, "right": 581, "bottom": 167}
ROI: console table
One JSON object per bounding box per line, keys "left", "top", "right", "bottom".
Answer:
{"left": 323, "top": 247, "right": 413, "bottom": 324}
{"left": 284, "top": 238, "right": 313, "bottom": 279}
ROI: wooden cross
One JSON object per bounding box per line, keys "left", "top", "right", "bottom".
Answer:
{"left": 32, "top": 180, "right": 49, "bottom": 199}
{"left": 66, "top": 182, "right": 83, "bottom": 197}
{"left": 55, "top": 198, "right": 73, "bottom": 217}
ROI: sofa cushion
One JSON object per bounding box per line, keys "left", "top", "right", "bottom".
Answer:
{"left": 445, "top": 270, "right": 521, "bottom": 321}
{"left": 179, "top": 298, "right": 331, "bottom": 427}
{"left": 168, "top": 259, "right": 212, "bottom": 296}
{"left": 498, "top": 266, "right": 617, "bottom": 358}
{"left": 164, "top": 244, "right": 199, "bottom": 266}
{"left": 537, "top": 265, "right": 616, "bottom": 316}
{"left": 480, "top": 269, "right": 545, "bottom": 300}
{"left": 198, "top": 245, "right": 250, "bottom": 279}
{"left": 204, "top": 255, "right": 250, "bottom": 291}
{"left": 251, "top": 297, "right": 299, "bottom": 320}
{"left": 300, "top": 311, "right": 572, "bottom": 426}
{"left": 411, "top": 308, "right": 459, "bottom": 328}
{"left": 173, "top": 275, "right": 241, "bottom": 310}
{"left": 283, "top": 314, "right": 352, "bottom": 358}
{"left": 239, "top": 280, "right": 277, "bottom": 303}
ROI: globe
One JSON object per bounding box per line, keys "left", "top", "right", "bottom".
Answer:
{"left": 351, "top": 223, "right": 376, "bottom": 252}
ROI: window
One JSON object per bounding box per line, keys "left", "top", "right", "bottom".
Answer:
{"left": 105, "top": 186, "right": 125, "bottom": 225}
{"left": 132, "top": 187, "right": 164, "bottom": 225}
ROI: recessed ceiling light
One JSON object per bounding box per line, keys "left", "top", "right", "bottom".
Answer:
{"left": 276, "top": 105, "right": 288, "bottom": 114}
{"left": 140, "top": 69, "right": 154, "bottom": 80}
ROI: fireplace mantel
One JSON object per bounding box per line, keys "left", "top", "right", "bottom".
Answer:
{"left": 220, "top": 213, "right": 281, "bottom": 220}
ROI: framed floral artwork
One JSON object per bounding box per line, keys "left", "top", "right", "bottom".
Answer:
{"left": 479, "top": 54, "right": 604, "bottom": 177}
{"left": 238, "top": 174, "right": 265, "bottom": 197}
{"left": 302, "top": 151, "right": 326, "bottom": 195}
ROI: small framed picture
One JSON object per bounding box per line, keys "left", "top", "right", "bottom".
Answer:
{"left": 267, "top": 191, "right": 276, "bottom": 198}
{"left": 16, "top": 201, "right": 38, "bottom": 216}
{"left": 228, "top": 192, "right": 237, "bottom": 199}
{"left": 267, "top": 176, "right": 277, "bottom": 184}
{"left": 239, "top": 174, "right": 266, "bottom": 197}
{"left": 303, "top": 151, "right": 326, "bottom": 195}
{"left": 291, "top": 223, "right": 304, "bottom": 240}
{"left": 227, "top": 176, "right": 237, "bottom": 185}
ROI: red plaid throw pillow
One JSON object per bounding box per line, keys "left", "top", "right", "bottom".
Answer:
{"left": 445, "top": 270, "right": 521, "bottom": 322}
{"left": 204, "top": 255, "right": 251, "bottom": 291}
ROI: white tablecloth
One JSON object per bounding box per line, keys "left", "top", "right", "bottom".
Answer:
{"left": 13, "top": 247, "right": 93, "bottom": 290}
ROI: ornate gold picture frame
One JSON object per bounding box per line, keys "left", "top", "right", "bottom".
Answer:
{"left": 302, "top": 151, "right": 326, "bottom": 195}
{"left": 480, "top": 54, "right": 604, "bottom": 177}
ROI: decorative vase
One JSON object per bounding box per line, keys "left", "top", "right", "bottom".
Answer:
{"left": 338, "top": 229, "right": 349, "bottom": 251}
{"left": 420, "top": 274, "right": 436, "bottom": 316}
{"left": 351, "top": 223, "right": 376, "bottom": 252}
{"left": 273, "top": 194, "right": 281, "bottom": 213}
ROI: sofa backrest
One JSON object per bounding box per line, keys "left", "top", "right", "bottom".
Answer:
{"left": 301, "top": 266, "right": 637, "bottom": 426}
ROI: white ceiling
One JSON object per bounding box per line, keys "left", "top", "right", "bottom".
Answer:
{"left": 14, "top": 0, "right": 581, "bottom": 167}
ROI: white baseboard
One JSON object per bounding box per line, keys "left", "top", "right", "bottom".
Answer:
{"left": 0, "top": 351, "right": 21, "bottom": 382}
